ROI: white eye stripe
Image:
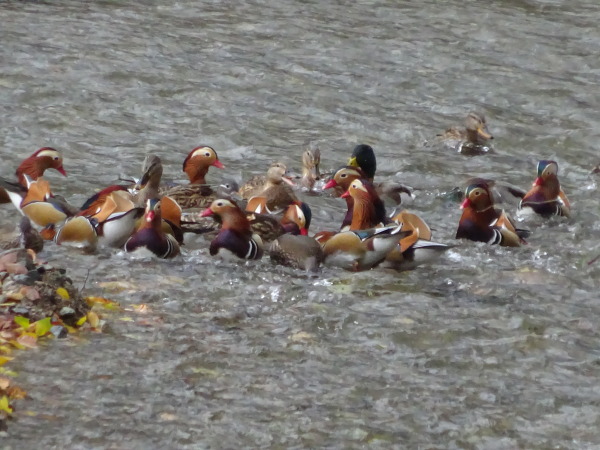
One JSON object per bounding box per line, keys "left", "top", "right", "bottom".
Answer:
{"left": 191, "top": 147, "right": 213, "bottom": 158}
{"left": 37, "top": 150, "right": 61, "bottom": 159}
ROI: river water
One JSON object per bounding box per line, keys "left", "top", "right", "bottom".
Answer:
{"left": 1, "top": 0, "right": 600, "bottom": 448}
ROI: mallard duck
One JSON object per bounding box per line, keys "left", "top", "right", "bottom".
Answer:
{"left": 438, "top": 112, "right": 493, "bottom": 153}
{"left": 240, "top": 162, "right": 297, "bottom": 212}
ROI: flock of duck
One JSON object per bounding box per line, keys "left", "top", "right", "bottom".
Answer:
{"left": 0, "top": 112, "right": 571, "bottom": 273}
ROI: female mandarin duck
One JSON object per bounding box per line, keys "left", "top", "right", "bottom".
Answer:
{"left": 437, "top": 112, "right": 493, "bottom": 154}
{"left": 456, "top": 180, "right": 528, "bottom": 247}
{"left": 201, "top": 199, "right": 263, "bottom": 260}
{"left": 317, "top": 224, "right": 410, "bottom": 272}
{"left": 160, "top": 146, "right": 225, "bottom": 210}
{"left": 269, "top": 234, "right": 324, "bottom": 272}
{"left": 1, "top": 147, "right": 67, "bottom": 204}
{"left": 239, "top": 162, "right": 297, "bottom": 213}
{"left": 519, "top": 160, "right": 571, "bottom": 218}
{"left": 125, "top": 198, "right": 180, "bottom": 258}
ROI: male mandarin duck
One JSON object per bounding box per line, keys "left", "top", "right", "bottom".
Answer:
{"left": 519, "top": 160, "right": 571, "bottom": 218}
{"left": 160, "top": 146, "right": 225, "bottom": 210}
{"left": 300, "top": 145, "right": 321, "bottom": 191}
{"left": 456, "top": 180, "right": 528, "bottom": 247}
{"left": 340, "top": 178, "right": 388, "bottom": 230}
{"left": 317, "top": 224, "right": 410, "bottom": 272}
{"left": 56, "top": 191, "right": 145, "bottom": 249}
{"left": 380, "top": 210, "right": 451, "bottom": 271}
{"left": 4, "top": 176, "right": 71, "bottom": 229}
{"left": 124, "top": 198, "right": 180, "bottom": 258}
{"left": 239, "top": 162, "right": 297, "bottom": 213}
{"left": 323, "top": 167, "right": 388, "bottom": 230}
{"left": 437, "top": 112, "right": 493, "bottom": 154}
{"left": 0, "top": 147, "right": 67, "bottom": 204}
{"left": 201, "top": 198, "right": 263, "bottom": 260}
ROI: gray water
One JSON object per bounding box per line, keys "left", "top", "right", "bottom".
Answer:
{"left": 1, "top": 1, "right": 600, "bottom": 448}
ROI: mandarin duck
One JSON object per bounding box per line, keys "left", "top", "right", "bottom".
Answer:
{"left": 323, "top": 167, "right": 388, "bottom": 230}
{"left": 125, "top": 198, "right": 180, "bottom": 258}
{"left": 380, "top": 210, "right": 451, "bottom": 271}
{"left": 1, "top": 147, "right": 67, "bottom": 205}
{"left": 437, "top": 112, "right": 493, "bottom": 154}
{"left": 249, "top": 201, "right": 312, "bottom": 242}
{"left": 239, "top": 162, "right": 297, "bottom": 213}
{"left": 317, "top": 224, "right": 410, "bottom": 272}
{"left": 456, "top": 180, "right": 529, "bottom": 246}
{"left": 345, "top": 145, "right": 412, "bottom": 207}
{"left": 4, "top": 176, "right": 72, "bottom": 231}
{"left": 56, "top": 191, "right": 145, "bottom": 250}
{"left": 159, "top": 146, "right": 225, "bottom": 210}
{"left": 519, "top": 160, "right": 571, "bottom": 218}
{"left": 269, "top": 234, "right": 324, "bottom": 272}
{"left": 300, "top": 145, "right": 321, "bottom": 191}
{"left": 201, "top": 198, "right": 263, "bottom": 260}
{"left": 340, "top": 179, "right": 388, "bottom": 231}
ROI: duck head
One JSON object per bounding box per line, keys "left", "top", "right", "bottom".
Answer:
{"left": 183, "top": 146, "right": 224, "bottom": 184}
{"left": 16, "top": 147, "right": 67, "bottom": 186}
{"left": 464, "top": 112, "right": 493, "bottom": 143}
{"left": 348, "top": 144, "right": 376, "bottom": 180}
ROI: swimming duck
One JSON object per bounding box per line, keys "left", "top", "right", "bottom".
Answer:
{"left": 240, "top": 162, "right": 297, "bottom": 213}
{"left": 1, "top": 147, "right": 67, "bottom": 204}
{"left": 0, "top": 216, "right": 44, "bottom": 254}
{"left": 269, "top": 234, "right": 324, "bottom": 272}
{"left": 323, "top": 167, "right": 388, "bottom": 230}
{"left": 456, "top": 180, "right": 528, "bottom": 246}
{"left": 160, "top": 146, "right": 225, "bottom": 210}
{"left": 438, "top": 112, "right": 493, "bottom": 154}
{"left": 340, "top": 179, "right": 388, "bottom": 231}
{"left": 56, "top": 191, "right": 145, "bottom": 250}
{"left": 125, "top": 198, "right": 180, "bottom": 258}
{"left": 201, "top": 198, "right": 263, "bottom": 260}
{"left": 381, "top": 210, "right": 451, "bottom": 271}
{"left": 300, "top": 145, "right": 321, "bottom": 191}
{"left": 519, "top": 160, "right": 570, "bottom": 218}
{"left": 318, "top": 224, "right": 410, "bottom": 271}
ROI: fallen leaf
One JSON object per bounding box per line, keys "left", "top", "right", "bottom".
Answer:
{"left": 34, "top": 317, "right": 52, "bottom": 337}
{"left": 85, "top": 296, "right": 120, "bottom": 309}
{"left": 6, "top": 385, "right": 27, "bottom": 399}
{"left": 289, "top": 331, "right": 315, "bottom": 343}
{"left": 0, "top": 377, "right": 9, "bottom": 390}
{"left": 0, "top": 395, "right": 12, "bottom": 414}
{"left": 76, "top": 316, "right": 87, "bottom": 327}
{"left": 55, "top": 288, "right": 70, "bottom": 300}
{"left": 87, "top": 311, "right": 100, "bottom": 329}
{"left": 16, "top": 333, "right": 37, "bottom": 349}
{"left": 13, "top": 316, "right": 30, "bottom": 329}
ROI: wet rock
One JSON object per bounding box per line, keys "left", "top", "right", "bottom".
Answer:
{"left": 50, "top": 325, "right": 68, "bottom": 339}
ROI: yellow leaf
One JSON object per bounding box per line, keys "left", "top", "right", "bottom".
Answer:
{"left": 0, "top": 345, "right": 12, "bottom": 355}
{"left": 85, "top": 296, "right": 120, "bottom": 310}
{"left": 0, "top": 356, "right": 14, "bottom": 366}
{"left": 76, "top": 316, "right": 87, "bottom": 327}
{"left": 118, "top": 317, "right": 134, "bottom": 322}
{"left": 0, "top": 368, "right": 18, "bottom": 377}
{"left": 34, "top": 317, "right": 52, "bottom": 337}
{"left": 0, "top": 395, "right": 12, "bottom": 414}
{"left": 56, "top": 288, "right": 70, "bottom": 300}
{"left": 87, "top": 311, "right": 100, "bottom": 329}
{"left": 14, "top": 316, "right": 30, "bottom": 329}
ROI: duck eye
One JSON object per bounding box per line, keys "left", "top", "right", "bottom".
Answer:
{"left": 340, "top": 174, "right": 346, "bottom": 178}
{"left": 216, "top": 201, "right": 223, "bottom": 207}
{"left": 205, "top": 152, "right": 210, "bottom": 157}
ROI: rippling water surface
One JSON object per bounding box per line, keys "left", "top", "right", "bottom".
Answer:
{"left": 2, "top": 1, "right": 600, "bottom": 448}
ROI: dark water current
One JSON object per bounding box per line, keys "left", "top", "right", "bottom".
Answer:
{"left": 1, "top": 1, "right": 600, "bottom": 448}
